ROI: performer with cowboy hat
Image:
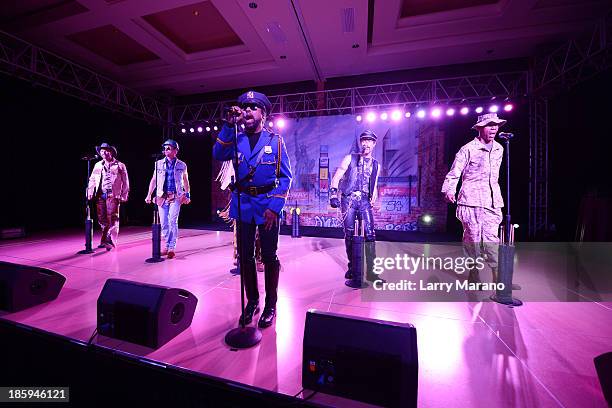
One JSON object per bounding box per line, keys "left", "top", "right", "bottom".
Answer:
{"left": 145, "top": 139, "right": 191, "bottom": 259}
{"left": 213, "top": 90, "right": 292, "bottom": 329}
{"left": 86, "top": 142, "right": 130, "bottom": 250}
{"left": 442, "top": 113, "right": 506, "bottom": 284}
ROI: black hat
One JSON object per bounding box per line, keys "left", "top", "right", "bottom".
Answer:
{"left": 359, "top": 130, "right": 377, "bottom": 142}
{"left": 96, "top": 142, "right": 117, "bottom": 157}
{"left": 237, "top": 90, "right": 272, "bottom": 114}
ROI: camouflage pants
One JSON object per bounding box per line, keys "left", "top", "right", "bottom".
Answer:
{"left": 96, "top": 195, "right": 120, "bottom": 246}
{"left": 456, "top": 205, "right": 502, "bottom": 268}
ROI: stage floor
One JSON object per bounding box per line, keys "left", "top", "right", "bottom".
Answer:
{"left": 0, "top": 227, "right": 610, "bottom": 407}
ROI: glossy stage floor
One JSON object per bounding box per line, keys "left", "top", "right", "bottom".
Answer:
{"left": 0, "top": 227, "right": 609, "bottom": 407}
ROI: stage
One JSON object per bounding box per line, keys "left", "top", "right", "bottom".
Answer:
{"left": 0, "top": 227, "right": 610, "bottom": 407}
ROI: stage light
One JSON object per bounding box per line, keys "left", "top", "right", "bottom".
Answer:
{"left": 213, "top": 125, "right": 218, "bottom": 131}
{"left": 460, "top": 107, "right": 469, "bottom": 115}
{"left": 513, "top": 224, "right": 519, "bottom": 229}
{"left": 356, "top": 115, "right": 362, "bottom": 122}
{"left": 189, "top": 127, "right": 194, "bottom": 133}
{"left": 446, "top": 108, "right": 455, "bottom": 116}
{"left": 489, "top": 105, "right": 499, "bottom": 113}
{"left": 431, "top": 108, "right": 441, "bottom": 118}
{"left": 206, "top": 126, "right": 211, "bottom": 132}
{"left": 181, "top": 128, "right": 186, "bottom": 133}
{"left": 417, "top": 109, "right": 426, "bottom": 118}
{"left": 405, "top": 111, "right": 411, "bottom": 118}
{"left": 504, "top": 103, "right": 514, "bottom": 112}
{"left": 380, "top": 112, "right": 388, "bottom": 120}
{"left": 391, "top": 110, "right": 402, "bottom": 121}
{"left": 475, "top": 106, "right": 483, "bottom": 114}
{"left": 276, "top": 118, "right": 286, "bottom": 129}
{"left": 366, "top": 112, "right": 376, "bottom": 123}
{"left": 241, "top": 124, "right": 246, "bottom": 129}
{"left": 422, "top": 214, "right": 433, "bottom": 224}
{"left": 197, "top": 126, "right": 203, "bottom": 133}
{"left": 268, "top": 121, "right": 274, "bottom": 128}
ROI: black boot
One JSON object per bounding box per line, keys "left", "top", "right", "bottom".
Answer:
{"left": 259, "top": 261, "right": 280, "bottom": 328}
{"left": 365, "top": 241, "right": 385, "bottom": 283}
{"left": 344, "top": 238, "right": 353, "bottom": 279}
{"left": 238, "top": 301, "right": 260, "bottom": 325}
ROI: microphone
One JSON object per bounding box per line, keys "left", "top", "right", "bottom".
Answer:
{"left": 498, "top": 132, "right": 514, "bottom": 139}
{"left": 223, "top": 106, "right": 244, "bottom": 117}
{"left": 81, "top": 154, "right": 99, "bottom": 161}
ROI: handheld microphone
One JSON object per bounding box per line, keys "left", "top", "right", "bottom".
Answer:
{"left": 223, "top": 106, "right": 245, "bottom": 117}
{"left": 81, "top": 154, "right": 99, "bottom": 161}
{"left": 498, "top": 132, "right": 514, "bottom": 139}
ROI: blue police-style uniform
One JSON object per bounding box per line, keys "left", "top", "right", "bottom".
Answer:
{"left": 212, "top": 90, "right": 292, "bottom": 329}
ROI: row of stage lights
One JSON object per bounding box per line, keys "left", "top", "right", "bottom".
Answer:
{"left": 179, "top": 118, "right": 288, "bottom": 134}
{"left": 356, "top": 103, "right": 513, "bottom": 122}
{"left": 179, "top": 104, "right": 514, "bottom": 133}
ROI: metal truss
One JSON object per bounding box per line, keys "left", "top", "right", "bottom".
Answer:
{"left": 172, "top": 71, "right": 528, "bottom": 125}
{"left": 0, "top": 30, "right": 169, "bottom": 124}
{"left": 531, "top": 8, "right": 612, "bottom": 95}
{"left": 528, "top": 97, "right": 549, "bottom": 239}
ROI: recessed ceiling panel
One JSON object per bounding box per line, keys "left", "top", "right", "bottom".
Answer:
{"left": 400, "top": 0, "right": 498, "bottom": 18}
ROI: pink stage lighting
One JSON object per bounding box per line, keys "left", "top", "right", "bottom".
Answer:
{"left": 405, "top": 112, "right": 411, "bottom": 118}
{"left": 366, "top": 112, "right": 376, "bottom": 123}
{"left": 489, "top": 105, "right": 499, "bottom": 113}
{"left": 213, "top": 126, "right": 218, "bottom": 131}
{"left": 356, "top": 115, "right": 362, "bottom": 122}
{"left": 189, "top": 128, "right": 195, "bottom": 133}
{"left": 181, "top": 128, "right": 186, "bottom": 133}
{"left": 276, "top": 119, "right": 286, "bottom": 129}
{"left": 417, "top": 109, "right": 426, "bottom": 119}
{"left": 391, "top": 110, "right": 402, "bottom": 121}
{"left": 268, "top": 121, "right": 274, "bottom": 128}
{"left": 475, "top": 107, "right": 484, "bottom": 114}
{"left": 380, "top": 112, "right": 388, "bottom": 120}
{"left": 431, "top": 108, "right": 442, "bottom": 118}
{"left": 197, "top": 126, "right": 203, "bottom": 133}
{"left": 504, "top": 103, "right": 514, "bottom": 112}
{"left": 460, "top": 107, "right": 469, "bottom": 115}
{"left": 206, "top": 126, "right": 211, "bottom": 132}
{"left": 446, "top": 108, "right": 455, "bottom": 116}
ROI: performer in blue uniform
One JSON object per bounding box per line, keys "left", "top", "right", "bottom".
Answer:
{"left": 213, "top": 90, "right": 292, "bottom": 328}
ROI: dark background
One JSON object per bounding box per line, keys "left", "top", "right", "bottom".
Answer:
{"left": 1, "top": 68, "right": 610, "bottom": 241}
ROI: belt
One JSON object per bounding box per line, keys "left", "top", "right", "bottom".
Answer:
{"left": 234, "top": 184, "right": 275, "bottom": 196}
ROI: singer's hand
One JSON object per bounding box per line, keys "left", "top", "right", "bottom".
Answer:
{"left": 444, "top": 192, "right": 456, "bottom": 203}
{"left": 226, "top": 106, "right": 243, "bottom": 125}
{"left": 145, "top": 196, "right": 152, "bottom": 204}
{"left": 263, "top": 209, "right": 278, "bottom": 231}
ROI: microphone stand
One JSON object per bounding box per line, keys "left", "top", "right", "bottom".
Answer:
{"left": 77, "top": 156, "right": 96, "bottom": 254}
{"left": 146, "top": 154, "right": 164, "bottom": 263}
{"left": 225, "top": 117, "right": 262, "bottom": 349}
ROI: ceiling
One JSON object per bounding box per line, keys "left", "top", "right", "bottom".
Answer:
{"left": 1, "top": 0, "right": 609, "bottom": 96}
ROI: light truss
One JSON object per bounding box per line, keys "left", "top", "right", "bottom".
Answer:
{"left": 172, "top": 71, "right": 529, "bottom": 124}
{"left": 0, "top": 30, "right": 169, "bottom": 124}
{"left": 531, "top": 8, "right": 612, "bottom": 95}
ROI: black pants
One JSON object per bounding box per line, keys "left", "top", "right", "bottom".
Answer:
{"left": 341, "top": 195, "right": 376, "bottom": 277}
{"left": 238, "top": 221, "right": 280, "bottom": 306}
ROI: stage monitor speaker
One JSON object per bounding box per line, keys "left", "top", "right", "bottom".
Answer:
{"left": 302, "top": 309, "right": 418, "bottom": 408}
{"left": 0, "top": 261, "right": 66, "bottom": 312}
{"left": 97, "top": 279, "right": 197, "bottom": 349}
{"left": 594, "top": 352, "right": 612, "bottom": 405}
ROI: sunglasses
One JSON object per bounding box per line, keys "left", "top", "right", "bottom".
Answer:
{"left": 240, "top": 103, "right": 262, "bottom": 111}
{"left": 164, "top": 146, "right": 175, "bottom": 150}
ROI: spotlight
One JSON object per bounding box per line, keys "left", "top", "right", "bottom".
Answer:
{"left": 268, "top": 121, "right": 274, "bottom": 128}
{"left": 460, "top": 107, "right": 469, "bottom": 115}
{"left": 422, "top": 214, "right": 433, "bottom": 224}
{"left": 213, "top": 125, "right": 218, "bottom": 131}
{"left": 446, "top": 108, "right": 455, "bottom": 116}
{"left": 405, "top": 111, "right": 411, "bottom": 118}
{"left": 416, "top": 109, "right": 426, "bottom": 119}
{"left": 276, "top": 118, "right": 286, "bottom": 129}
{"left": 356, "top": 115, "right": 362, "bottom": 122}
{"left": 489, "top": 105, "right": 499, "bottom": 113}
{"left": 380, "top": 112, "right": 388, "bottom": 120}
{"left": 241, "top": 124, "right": 245, "bottom": 129}
{"left": 391, "top": 110, "right": 402, "bottom": 121}
{"left": 475, "top": 106, "right": 483, "bottom": 114}
{"left": 513, "top": 224, "right": 519, "bottom": 229}
{"left": 366, "top": 112, "right": 376, "bottom": 123}
{"left": 504, "top": 103, "right": 514, "bottom": 112}
{"left": 206, "top": 126, "right": 211, "bottom": 132}
{"left": 181, "top": 128, "right": 186, "bottom": 133}
{"left": 431, "top": 108, "right": 441, "bottom": 118}
{"left": 197, "top": 126, "right": 203, "bottom": 133}
{"left": 189, "top": 127, "right": 194, "bottom": 133}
